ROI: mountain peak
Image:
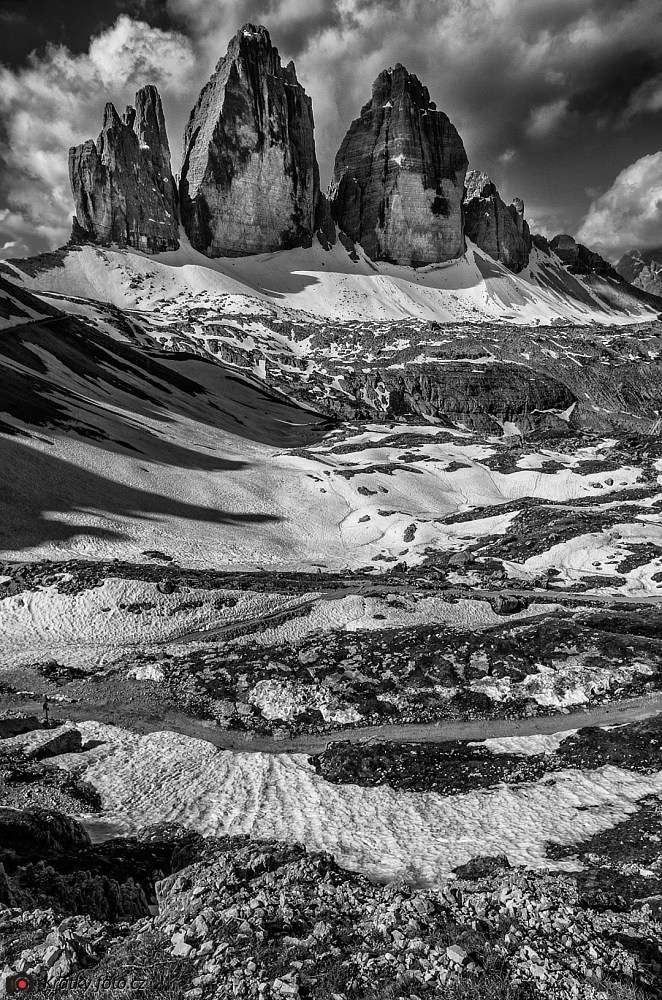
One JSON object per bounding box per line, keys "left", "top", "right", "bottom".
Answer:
{"left": 331, "top": 67, "right": 467, "bottom": 266}
{"left": 367, "top": 65, "right": 436, "bottom": 113}
{"left": 464, "top": 169, "right": 531, "bottom": 272}
{"left": 179, "top": 24, "right": 320, "bottom": 257}
{"left": 69, "top": 85, "right": 178, "bottom": 253}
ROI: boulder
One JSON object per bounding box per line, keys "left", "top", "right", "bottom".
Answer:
{"left": 69, "top": 86, "right": 179, "bottom": 252}
{"left": 454, "top": 856, "right": 513, "bottom": 881}
{"left": 7, "top": 725, "right": 82, "bottom": 760}
{"left": 464, "top": 170, "right": 532, "bottom": 272}
{"left": 489, "top": 594, "right": 531, "bottom": 616}
{"left": 330, "top": 64, "right": 468, "bottom": 266}
{"left": 180, "top": 24, "right": 320, "bottom": 257}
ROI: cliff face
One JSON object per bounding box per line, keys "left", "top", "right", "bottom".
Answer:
{"left": 330, "top": 65, "right": 468, "bottom": 267}
{"left": 68, "top": 86, "right": 178, "bottom": 252}
{"left": 464, "top": 170, "right": 531, "bottom": 273}
{"left": 335, "top": 362, "right": 575, "bottom": 431}
{"left": 180, "top": 25, "right": 320, "bottom": 257}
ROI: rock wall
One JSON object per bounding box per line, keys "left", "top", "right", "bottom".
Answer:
{"left": 330, "top": 65, "right": 468, "bottom": 266}
{"left": 549, "top": 235, "right": 622, "bottom": 280}
{"left": 180, "top": 25, "right": 320, "bottom": 257}
{"left": 464, "top": 170, "right": 531, "bottom": 273}
{"left": 331, "top": 362, "right": 575, "bottom": 431}
{"left": 69, "top": 86, "right": 178, "bottom": 252}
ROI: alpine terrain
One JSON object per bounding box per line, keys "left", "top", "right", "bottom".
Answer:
{"left": 1, "top": 20, "right": 662, "bottom": 1000}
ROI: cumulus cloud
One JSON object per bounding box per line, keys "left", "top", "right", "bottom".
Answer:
{"left": 162, "top": 0, "right": 662, "bottom": 189}
{"left": 577, "top": 152, "right": 662, "bottom": 258}
{"left": 0, "top": 15, "right": 194, "bottom": 252}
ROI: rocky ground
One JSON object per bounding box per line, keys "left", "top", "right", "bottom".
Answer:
{"left": 1, "top": 597, "right": 661, "bottom": 741}
{"left": 312, "top": 716, "right": 662, "bottom": 804}
{"left": 1, "top": 807, "right": 660, "bottom": 999}
{"left": 1, "top": 711, "right": 661, "bottom": 998}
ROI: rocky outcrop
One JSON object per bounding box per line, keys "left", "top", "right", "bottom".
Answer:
{"left": 464, "top": 170, "right": 531, "bottom": 272}
{"left": 69, "top": 86, "right": 178, "bottom": 252}
{"left": 616, "top": 248, "right": 662, "bottom": 296}
{"left": 180, "top": 25, "right": 320, "bottom": 257}
{"left": 334, "top": 362, "right": 575, "bottom": 431}
{"left": 549, "top": 235, "right": 622, "bottom": 280}
{"left": 330, "top": 65, "right": 468, "bottom": 266}
{"left": 0, "top": 807, "right": 91, "bottom": 863}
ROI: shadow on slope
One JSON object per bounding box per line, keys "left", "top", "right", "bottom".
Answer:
{"left": 0, "top": 435, "right": 279, "bottom": 550}
{"left": 0, "top": 276, "right": 333, "bottom": 455}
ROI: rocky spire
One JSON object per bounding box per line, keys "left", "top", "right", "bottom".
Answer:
{"left": 464, "top": 170, "right": 532, "bottom": 273}
{"left": 179, "top": 24, "right": 320, "bottom": 257}
{"left": 68, "top": 85, "right": 178, "bottom": 253}
{"left": 329, "top": 65, "right": 468, "bottom": 266}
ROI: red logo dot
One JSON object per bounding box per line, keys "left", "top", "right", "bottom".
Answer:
{"left": 17, "top": 980, "right": 28, "bottom": 991}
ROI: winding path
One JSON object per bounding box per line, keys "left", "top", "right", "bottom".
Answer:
{"left": 9, "top": 691, "right": 662, "bottom": 757}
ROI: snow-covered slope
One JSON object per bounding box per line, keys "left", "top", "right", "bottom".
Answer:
{"left": 2, "top": 273, "right": 662, "bottom": 580}
{"left": 3, "top": 236, "right": 660, "bottom": 327}
{"left": 0, "top": 275, "right": 61, "bottom": 330}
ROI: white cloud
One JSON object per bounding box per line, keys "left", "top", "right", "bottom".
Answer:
{"left": 0, "top": 16, "right": 194, "bottom": 253}
{"left": 526, "top": 99, "right": 569, "bottom": 138}
{"left": 577, "top": 152, "right": 662, "bottom": 258}
{"left": 0, "top": 240, "right": 31, "bottom": 260}
{"left": 625, "top": 72, "right": 662, "bottom": 117}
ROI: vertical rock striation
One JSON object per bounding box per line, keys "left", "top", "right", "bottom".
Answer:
{"left": 179, "top": 24, "right": 320, "bottom": 257}
{"left": 68, "top": 85, "right": 178, "bottom": 252}
{"left": 330, "top": 65, "right": 468, "bottom": 266}
{"left": 463, "top": 170, "right": 532, "bottom": 273}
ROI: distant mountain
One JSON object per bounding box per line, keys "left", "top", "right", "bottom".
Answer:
{"left": 63, "top": 17, "right": 660, "bottom": 313}
{"left": 547, "top": 234, "right": 623, "bottom": 280}
{"left": 616, "top": 248, "right": 662, "bottom": 297}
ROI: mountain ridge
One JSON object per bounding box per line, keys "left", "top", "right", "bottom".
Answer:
{"left": 616, "top": 247, "right": 662, "bottom": 298}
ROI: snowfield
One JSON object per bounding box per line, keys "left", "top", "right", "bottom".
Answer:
{"left": 55, "top": 721, "right": 662, "bottom": 886}
{"left": 226, "top": 594, "right": 560, "bottom": 649}
{"left": 0, "top": 579, "right": 311, "bottom": 668}
{"left": 2, "top": 406, "right": 655, "bottom": 578}
{"left": 4, "top": 236, "right": 659, "bottom": 326}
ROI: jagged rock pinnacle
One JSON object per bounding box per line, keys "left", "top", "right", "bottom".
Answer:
{"left": 330, "top": 65, "right": 468, "bottom": 266}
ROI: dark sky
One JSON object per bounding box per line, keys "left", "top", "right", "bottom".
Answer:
{"left": 1, "top": 0, "right": 661, "bottom": 260}
{"left": 0, "top": 0, "right": 176, "bottom": 64}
